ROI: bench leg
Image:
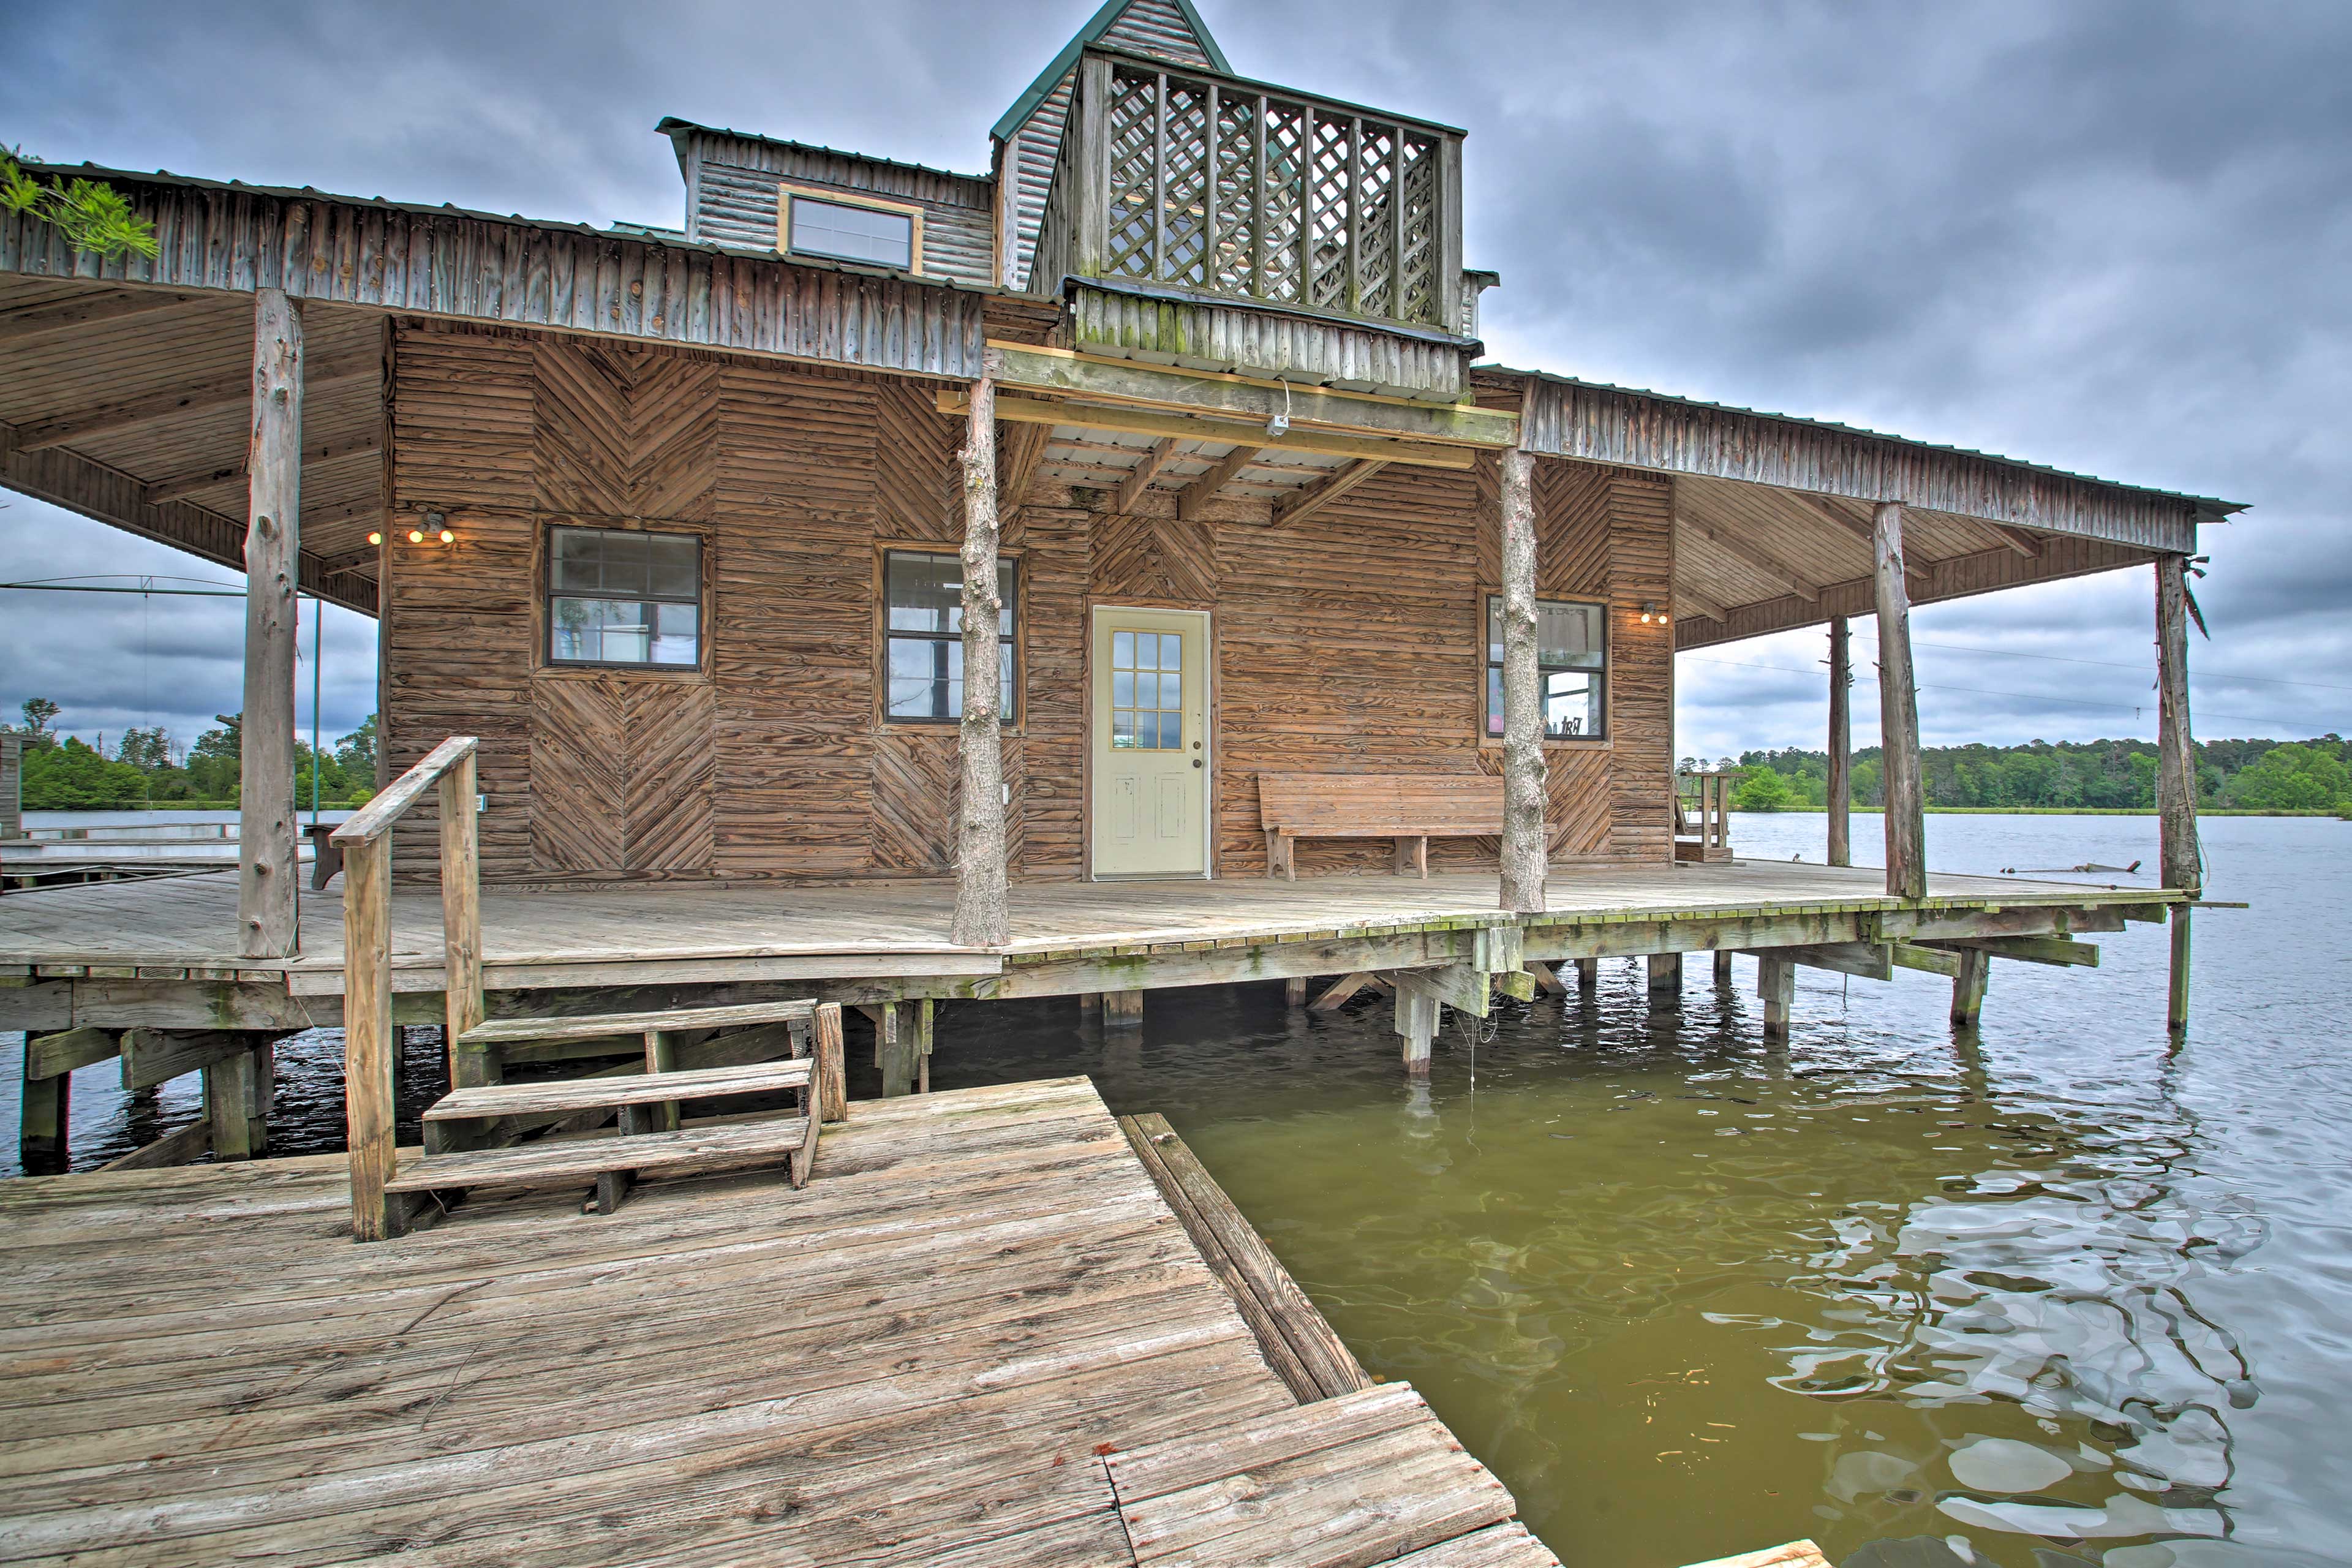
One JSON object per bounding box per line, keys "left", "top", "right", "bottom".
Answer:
{"left": 1393, "top": 836, "right": 1428, "bottom": 878}
{"left": 595, "top": 1170, "right": 633, "bottom": 1215}
{"left": 1264, "top": 830, "right": 1295, "bottom": 881}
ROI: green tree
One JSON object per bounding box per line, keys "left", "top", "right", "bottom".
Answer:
{"left": 335, "top": 713, "right": 379, "bottom": 784}
{"left": 17, "top": 697, "right": 61, "bottom": 746}
{"left": 1732, "top": 767, "right": 1796, "bottom": 812}
{"left": 2225, "top": 744, "right": 2352, "bottom": 811}
{"left": 20, "top": 737, "right": 149, "bottom": 808}
{"left": 1, "top": 152, "right": 159, "bottom": 260}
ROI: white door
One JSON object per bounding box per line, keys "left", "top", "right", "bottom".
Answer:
{"left": 1090, "top": 607, "right": 1210, "bottom": 878}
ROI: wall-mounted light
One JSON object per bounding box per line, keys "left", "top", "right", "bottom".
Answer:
{"left": 407, "top": 528, "right": 426, "bottom": 544}
{"left": 1638, "top": 601, "right": 1662, "bottom": 624}
{"left": 367, "top": 530, "right": 382, "bottom": 546}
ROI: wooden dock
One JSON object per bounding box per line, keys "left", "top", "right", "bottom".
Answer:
{"left": 0, "top": 1079, "right": 1561, "bottom": 1567}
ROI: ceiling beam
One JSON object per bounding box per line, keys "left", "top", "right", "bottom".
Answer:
{"left": 1986, "top": 522, "right": 2043, "bottom": 557}
{"left": 141, "top": 437, "right": 383, "bottom": 505}
{"left": 1792, "top": 491, "right": 1932, "bottom": 597}
{"left": 15, "top": 360, "right": 373, "bottom": 453}
{"left": 1177, "top": 443, "right": 1261, "bottom": 521}
{"left": 1272, "top": 459, "right": 1388, "bottom": 527}
{"left": 1674, "top": 581, "right": 1730, "bottom": 622}
{"left": 1675, "top": 512, "right": 1820, "bottom": 603}
{"left": 998, "top": 421, "right": 1051, "bottom": 515}
{"left": 940, "top": 390, "right": 1476, "bottom": 470}
{"left": 1114, "top": 437, "right": 1182, "bottom": 513}
{"left": 0, "top": 289, "right": 209, "bottom": 344}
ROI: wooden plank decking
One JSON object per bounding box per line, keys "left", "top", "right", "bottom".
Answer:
{"left": 0, "top": 860, "right": 2175, "bottom": 996}
{"left": 0, "top": 1079, "right": 1558, "bottom": 1567}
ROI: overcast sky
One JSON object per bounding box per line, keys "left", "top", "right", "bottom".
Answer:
{"left": 3, "top": 0, "right": 2346, "bottom": 763}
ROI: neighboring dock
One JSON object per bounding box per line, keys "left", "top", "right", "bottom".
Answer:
{"left": 0, "top": 1078, "right": 1563, "bottom": 1567}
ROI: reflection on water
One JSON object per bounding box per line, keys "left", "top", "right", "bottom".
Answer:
{"left": 4, "top": 815, "right": 2348, "bottom": 1566}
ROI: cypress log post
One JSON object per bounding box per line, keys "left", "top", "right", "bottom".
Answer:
{"left": 1646, "top": 952, "right": 1683, "bottom": 1000}
{"left": 1714, "top": 948, "right": 1735, "bottom": 984}
{"left": 1284, "top": 976, "right": 1310, "bottom": 1007}
{"left": 1575, "top": 956, "right": 1599, "bottom": 992}
{"left": 1497, "top": 445, "right": 1546, "bottom": 912}
{"left": 239, "top": 288, "right": 304, "bottom": 958}
{"left": 1827, "top": 616, "right": 1852, "bottom": 867}
{"left": 951, "top": 353, "right": 1010, "bottom": 948}
{"left": 2156, "top": 554, "right": 2201, "bottom": 1029}
{"left": 1872, "top": 503, "right": 1926, "bottom": 899}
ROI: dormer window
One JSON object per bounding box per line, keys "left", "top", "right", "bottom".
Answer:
{"left": 780, "top": 189, "right": 919, "bottom": 271}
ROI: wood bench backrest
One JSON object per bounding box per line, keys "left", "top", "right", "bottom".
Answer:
{"left": 1257, "top": 773, "right": 1506, "bottom": 837}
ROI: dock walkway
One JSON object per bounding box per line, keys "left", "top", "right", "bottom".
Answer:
{"left": 0, "top": 1079, "right": 1559, "bottom": 1567}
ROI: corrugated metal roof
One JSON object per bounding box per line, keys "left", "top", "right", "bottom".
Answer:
{"left": 654, "top": 117, "right": 989, "bottom": 187}
{"left": 23, "top": 157, "right": 1022, "bottom": 300}
{"left": 1480, "top": 363, "right": 2247, "bottom": 521}
{"left": 992, "top": 0, "right": 1233, "bottom": 143}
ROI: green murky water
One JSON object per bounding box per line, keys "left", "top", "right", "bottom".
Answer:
{"left": 7, "top": 814, "right": 2345, "bottom": 1564}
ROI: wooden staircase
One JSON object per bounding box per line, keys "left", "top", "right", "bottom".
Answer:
{"left": 390, "top": 998, "right": 845, "bottom": 1224}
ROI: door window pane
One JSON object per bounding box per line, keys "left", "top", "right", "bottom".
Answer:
{"left": 1110, "top": 627, "right": 1185, "bottom": 750}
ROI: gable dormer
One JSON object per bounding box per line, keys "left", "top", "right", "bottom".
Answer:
{"left": 992, "top": 0, "right": 1229, "bottom": 288}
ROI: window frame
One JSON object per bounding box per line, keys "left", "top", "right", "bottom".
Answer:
{"left": 1479, "top": 593, "right": 1611, "bottom": 747}
{"left": 540, "top": 521, "right": 710, "bottom": 676}
{"left": 777, "top": 183, "right": 925, "bottom": 275}
{"left": 876, "top": 545, "right": 1022, "bottom": 729}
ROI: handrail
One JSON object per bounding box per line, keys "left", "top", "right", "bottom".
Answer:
{"left": 338, "top": 735, "right": 483, "bottom": 1242}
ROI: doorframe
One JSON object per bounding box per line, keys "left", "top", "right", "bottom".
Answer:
{"left": 1085, "top": 603, "right": 1215, "bottom": 883}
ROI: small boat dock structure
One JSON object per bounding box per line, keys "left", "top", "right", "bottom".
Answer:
{"left": 0, "top": 1077, "right": 1579, "bottom": 1566}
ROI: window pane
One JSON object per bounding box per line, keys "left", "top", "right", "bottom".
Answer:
{"left": 886, "top": 552, "right": 960, "bottom": 633}
{"left": 1158, "top": 710, "right": 1183, "bottom": 748}
{"left": 1487, "top": 666, "right": 1504, "bottom": 736}
{"left": 1544, "top": 671, "right": 1601, "bottom": 740}
{"left": 1159, "top": 670, "right": 1180, "bottom": 710}
{"left": 651, "top": 601, "right": 699, "bottom": 666}
{"left": 789, "top": 195, "right": 914, "bottom": 269}
{"left": 1112, "top": 630, "right": 1134, "bottom": 667}
{"left": 1112, "top": 670, "right": 1134, "bottom": 707}
{"left": 1486, "top": 597, "right": 1504, "bottom": 665}
{"left": 551, "top": 526, "right": 697, "bottom": 603}
{"left": 1538, "top": 601, "right": 1602, "bottom": 666}
{"left": 551, "top": 597, "right": 658, "bottom": 665}
{"left": 1134, "top": 672, "right": 1158, "bottom": 710}
{"left": 1112, "top": 714, "right": 1137, "bottom": 747}
{"left": 647, "top": 535, "right": 699, "bottom": 598}
{"left": 1159, "top": 633, "right": 1182, "bottom": 670}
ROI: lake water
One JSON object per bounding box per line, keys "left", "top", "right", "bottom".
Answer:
{"left": 4, "top": 813, "right": 2346, "bottom": 1566}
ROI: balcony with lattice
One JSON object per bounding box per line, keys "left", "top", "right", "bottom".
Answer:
{"left": 1031, "top": 48, "right": 1474, "bottom": 401}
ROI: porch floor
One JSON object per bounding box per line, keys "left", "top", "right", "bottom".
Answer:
{"left": 0, "top": 859, "right": 2173, "bottom": 997}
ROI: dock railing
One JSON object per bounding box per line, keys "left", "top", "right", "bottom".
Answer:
{"left": 331, "top": 735, "right": 483, "bottom": 1242}
{"left": 1674, "top": 771, "right": 1733, "bottom": 863}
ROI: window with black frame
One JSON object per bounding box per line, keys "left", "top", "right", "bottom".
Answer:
{"left": 883, "top": 551, "right": 1016, "bottom": 723}
{"left": 1485, "top": 596, "right": 1606, "bottom": 740}
{"left": 546, "top": 526, "right": 702, "bottom": 669}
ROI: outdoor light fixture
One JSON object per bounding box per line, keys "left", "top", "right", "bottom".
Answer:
{"left": 1638, "top": 601, "right": 1662, "bottom": 624}
{"left": 439, "top": 527, "right": 455, "bottom": 545}
{"left": 407, "top": 529, "right": 425, "bottom": 544}
{"left": 367, "top": 531, "right": 382, "bottom": 546}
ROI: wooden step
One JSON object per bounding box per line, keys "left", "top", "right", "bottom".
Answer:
{"left": 386, "top": 1114, "right": 816, "bottom": 1196}
{"left": 423, "top": 1058, "right": 811, "bottom": 1122}
{"left": 457, "top": 998, "right": 817, "bottom": 1049}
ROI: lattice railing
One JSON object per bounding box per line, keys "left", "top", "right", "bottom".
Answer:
{"left": 1045, "top": 49, "right": 1463, "bottom": 331}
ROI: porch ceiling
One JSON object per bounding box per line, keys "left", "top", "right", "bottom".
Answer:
{"left": 1670, "top": 471, "right": 2159, "bottom": 649}
{"left": 0, "top": 274, "right": 382, "bottom": 614}
{"left": 1036, "top": 424, "right": 1351, "bottom": 508}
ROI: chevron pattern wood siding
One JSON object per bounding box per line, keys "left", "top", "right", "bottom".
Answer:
{"left": 385, "top": 322, "right": 1676, "bottom": 887}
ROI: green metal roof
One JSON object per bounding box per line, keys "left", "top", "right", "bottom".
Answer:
{"left": 991, "top": 0, "right": 1232, "bottom": 143}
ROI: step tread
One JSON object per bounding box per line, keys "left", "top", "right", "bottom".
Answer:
{"left": 423, "top": 1058, "right": 811, "bottom": 1120}
{"left": 386, "top": 1115, "right": 813, "bottom": 1193}
{"left": 458, "top": 999, "right": 817, "bottom": 1048}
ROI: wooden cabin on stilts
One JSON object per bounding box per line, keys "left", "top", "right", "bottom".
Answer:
{"left": 0, "top": 2, "right": 2245, "bottom": 1559}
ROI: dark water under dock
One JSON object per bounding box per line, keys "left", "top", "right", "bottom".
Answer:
{"left": 6, "top": 813, "right": 2346, "bottom": 1566}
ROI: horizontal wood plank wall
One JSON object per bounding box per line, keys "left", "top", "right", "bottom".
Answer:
{"left": 385, "top": 322, "right": 1676, "bottom": 888}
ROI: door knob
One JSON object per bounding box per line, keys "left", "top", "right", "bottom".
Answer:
{"left": 1191, "top": 759, "right": 1202, "bottom": 769}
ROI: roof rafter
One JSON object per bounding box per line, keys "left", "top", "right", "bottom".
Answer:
{"left": 1675, "top": 512, "right": 1820, "bottom": 603}
{"left": 1177, "top": 444, "right": 1260, "bottom": 520}
{"left": 1114, "top": 437, "right": 1183, "bottom": 512}
{"left": 1272, "top": 459, "right": 1386, "bottom": 527}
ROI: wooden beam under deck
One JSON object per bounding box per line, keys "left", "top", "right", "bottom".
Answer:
{"left": 941, "top": 390, "right": 1476, "bottom": 470}
{"left": 1177, "top": 442, "right": 1260, "bottom": 520}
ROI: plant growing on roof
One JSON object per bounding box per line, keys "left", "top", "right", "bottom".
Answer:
{"left": 1, "top": 148, "right": 158, "bottom": 260}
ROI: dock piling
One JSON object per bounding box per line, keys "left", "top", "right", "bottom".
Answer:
{"left": 1395, "top": 987, "right": 1438, "bottom": 1074}
{"left": 1758, "top": 954, "right": 1795, "bottom": 1039}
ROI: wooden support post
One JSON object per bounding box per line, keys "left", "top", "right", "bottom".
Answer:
{"left": 878, "top": 1003, "right": 917, "bottom": 1098}
{"left": 1872, "top": 502, "right": 1926, "bottom": 900}
{"left": 1713, "top": 948, "right": 1735, "bottom": 984}
{"left": 1575, "top": 956, "right": 1599, "bottom": 992}
{"left": 2156, "top": 554, "right": 2201, "bottom": 1030}
{"left": 1757, "top": 954, "right": 1795, "bottom": 1039}
{"left": 1646, "top": 951, "right": 1683, "bottom": 1000}
{"left": 813, "top": 1002, "right": 846, "bottom": 1121}
{"left": 239, "top": 286, "right": 303, "bottom": 959}
{"left": 1104, "top": 989, "right": 1144, "bottom": 1028}
{"left": 951, "top": 352, "right": 1010, "bottom": 948}
{"left": 438, "top": 748, "right": 486, "bottom": 1084}
{"left": 1284, "top": 976, "right": 1310, "bottom": 1006}
{"left": 644, "top": 1029, "right": 680, "bottom": 1132}
{"left": 1950, "top": 947, "right": 1990, "bottom": 1028}
{"left": 203, "top": 1046, "right": 264, "bottom": 1160}
{"left": 340, "top": 835, "right": 401, "bottom": 1240}
{"left": 1827, "top": 615, "right": 1852, "bottom": 867}
{"left": 20, "top": 1069, "right": 68, "bottom": 1174}
{"left": 1496, "top": 438, "right": 1547, "bottom": 913}
{"left": 1523, "top": 959, "right": 1566, "bottom": 997}
{"left": 0, "top": 734, "right": 19, "bottom": 843}
{"left": 1079, "top": 992, "right": 1101, "bottom": 1015}
{"left": 1308, "top": 973, "right": 1377, "bottom": 1011}
{"left": 914, "top": 997, "right": 935, "bottom": 1094}
{"left": 1395, "top": 987, "right": 1439, "bottom": 1076}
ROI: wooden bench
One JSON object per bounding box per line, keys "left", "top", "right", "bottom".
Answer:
{"left": 1256, "top": 772, "right": 1505, "bottom": 880}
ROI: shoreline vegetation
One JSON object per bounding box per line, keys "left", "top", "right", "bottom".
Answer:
{"left": 1738, "top": 805, "right": 2345, "bottom": 818}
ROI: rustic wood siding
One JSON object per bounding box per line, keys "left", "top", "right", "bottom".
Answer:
{"left": 681, "top": 132, "right": 996, "bottom": 284}
{"left": 1001, "top": 0, "right": 1218, "bottom": 287}
{"left": 385, "top": 323, "right": 1675, "bottom": 885}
